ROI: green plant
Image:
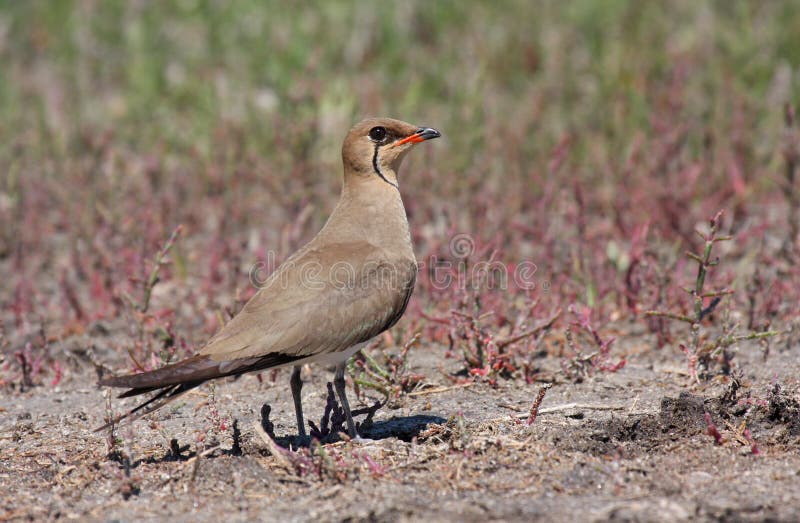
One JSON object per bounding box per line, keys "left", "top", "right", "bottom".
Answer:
{"left": 646, "top": 211, "right": 778, "bottom": 381}
{"left": 350, "top": 334, "right": 425, "bottom": 406}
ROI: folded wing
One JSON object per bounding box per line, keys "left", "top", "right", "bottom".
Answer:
{"left": 199, "top": 240, "right": 417, "bottom": 362}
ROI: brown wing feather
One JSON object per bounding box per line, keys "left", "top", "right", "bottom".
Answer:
{"left": 199, "top": 241, "right": 417, "bottom": 361}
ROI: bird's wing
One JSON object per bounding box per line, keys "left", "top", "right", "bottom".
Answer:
{"left": 199, "top": 240, "right": 417, "bottom": 362}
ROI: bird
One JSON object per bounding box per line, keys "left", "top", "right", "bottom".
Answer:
{"left": 97, "top": 117, "right": 441, "bottom": 439}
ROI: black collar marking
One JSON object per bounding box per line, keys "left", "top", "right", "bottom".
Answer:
{"left": 372, "top": 143, "right": 398, "bottom": 190}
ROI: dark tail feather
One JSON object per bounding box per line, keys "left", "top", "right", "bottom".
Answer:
{"left": 118, "top": 385, "right": 163, "bottom": 398}
{"left": 96, "top": 352, "right": 303, "bottom": 432}
{"left": 94, "top": 354, "right": 223, "bottom": 432}
{"left": 99, "top": 354, "right": 225, "bottom": 391}
{"left": 94, "top": 381, "right": 202, "bottom": 432}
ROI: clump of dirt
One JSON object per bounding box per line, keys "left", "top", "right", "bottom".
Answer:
{"left": 701, "top": 378, "right": 800, "bottom": 446}
{"left": 555, "top": 392, "right": 708, "bottom": 456}
{"left": 744, "top": 384, "right": 800, "bottom": 445}
{"left": 565, "top": 383, "right": 800, "bottom": 460}
{"left": 762, "top": 384, "right": 800, "bottom": 433}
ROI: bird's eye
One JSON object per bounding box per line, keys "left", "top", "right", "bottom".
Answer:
{"left": 369, "top": 126, "right": 387, "bottom": 142}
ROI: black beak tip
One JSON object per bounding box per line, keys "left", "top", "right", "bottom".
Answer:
{"left": 417, "top": 127, "right": 442, "bottom": 140}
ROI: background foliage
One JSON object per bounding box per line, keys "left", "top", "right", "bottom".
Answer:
{"left": 2, "top": 0, "right": 799, "bottom": 382}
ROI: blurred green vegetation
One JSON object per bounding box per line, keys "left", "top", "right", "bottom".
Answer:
{"left": 2, "top": 0, "right": 798, "bottom": 166}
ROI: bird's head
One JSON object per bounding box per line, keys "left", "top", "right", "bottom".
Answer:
{"left": 342, "top": 117, "right": 440, "bottom": 188}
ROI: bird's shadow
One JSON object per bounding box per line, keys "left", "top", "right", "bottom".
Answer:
{"left": 264, "top": 384, "right": 447, "bottom": 448}
{"left": 273, "top": 413, "right": 447, "bottom": 449}
{"left": 109, "top": 412, "right": 447, "bottom": 470}
{"left": 361, "top": 414, "right": 447, "bottom": 441}
{"left": 110, "top": 393, "right": 446, "bottom": 468}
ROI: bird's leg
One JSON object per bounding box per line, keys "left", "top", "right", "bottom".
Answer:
{"left": 333, "top": 363, "right": 357, "bottom": 438}
{"left": 290, "top": 365, "right": 306, "bottom": 437}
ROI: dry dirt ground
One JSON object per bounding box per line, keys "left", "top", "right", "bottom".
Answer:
{"left": 2, "top": 325, "right": 800, "bottom": 523}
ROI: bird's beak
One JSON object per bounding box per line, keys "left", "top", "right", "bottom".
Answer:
{"left": 394, "top": 127, "right": 441, "bottom": 147}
